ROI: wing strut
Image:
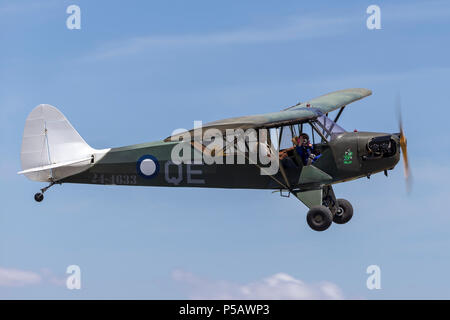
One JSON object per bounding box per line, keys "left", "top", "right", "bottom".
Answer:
{"left": 333, "top": 106, "right": 345, "bottom": 123}
{"left": 277, "top": 160, "right": 291, "bottom": 189}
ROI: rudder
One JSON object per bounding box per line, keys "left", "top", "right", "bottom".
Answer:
{"left": 19, "top": 104, "right": 103, "bottom": 182}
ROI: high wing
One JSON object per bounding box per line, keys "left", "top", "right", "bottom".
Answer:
{"left": 285, "top": 88, "right": 372, "bottom": 114}
{"left": 166, "top": 108, "right": 320, "bottom": 141}
{"left": 166, "top": 88, "right": 371, "bottom": 141}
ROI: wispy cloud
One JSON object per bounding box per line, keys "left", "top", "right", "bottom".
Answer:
{"left": 85, "top": 15, "right": 354, "bottom": 61}
{"left": 82, "top": 1, "right": 450, "bottom": 62}
{"left": 385, "top": 0, "right": 450, "bottom": 22}
{"left": 0, "top": 0, "right": 57, "bottom": 16}
{"left": 301, "top": 66, "right": 450, "bottom": 89}
{"left": 0, "top": 266, "right": 66, "bottom": 288}
{"left": 0, "top": 267, "right": 41, "bottom": 287}
{"left": 172, "top": 270, "right": 344, "bottom": 299}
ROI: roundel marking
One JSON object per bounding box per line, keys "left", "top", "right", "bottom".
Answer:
{"left": 137, "top": 155, "right": 160, "bottom": 178}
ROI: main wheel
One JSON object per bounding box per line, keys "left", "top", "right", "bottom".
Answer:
{"left": 34, "top": 193, "right": 44, "bottom": 202}
{"left": 333, "top": 198, "right": 353, "bottom": 224}
{"left": 306, "top": 205, "right": 333, "bottom": 231}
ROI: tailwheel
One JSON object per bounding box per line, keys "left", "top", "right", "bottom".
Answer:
{"left": 34, "top": 193, "right": 44, "bottom": 202}
{"left": 33, "top": 181, "right": 58, "bottom": 202}
{"left": 333, "top": 198, "right": 353, "bottom": 224}
{"left": 306, "top": 205, "right": 333, "bottom": 231}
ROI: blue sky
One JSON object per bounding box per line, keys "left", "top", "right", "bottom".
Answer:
{"left": 1, "top": 0, "right": 450, "bottom": 299}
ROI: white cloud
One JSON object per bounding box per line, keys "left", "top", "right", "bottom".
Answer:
{"left": 40, "top": 268, "right": 67, "bottom": 287}
{"left": 0, "top": 266, "right": 66, "bottom": 288}
{"left": 0, "top": 267, "right": 41, "bottom": 287}
{"left": 172, "top": 270, "right": 344, "bottom": 300}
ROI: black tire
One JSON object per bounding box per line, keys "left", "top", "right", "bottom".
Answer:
{"left": 34, "top": 193, "right": 44, "bottom": 202}
{"left": 306, "top": 205, "right": 333, "bottom": 231}
{"left": 333, "top": 199, "right": 353, "bottom": 224}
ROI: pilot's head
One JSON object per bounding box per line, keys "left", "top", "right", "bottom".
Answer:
{"left": 300, "top": 133, "right": 310, "bottom": 146}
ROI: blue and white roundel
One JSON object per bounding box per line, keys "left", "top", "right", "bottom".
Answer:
{"left": 137, "top": 155, "right": 160, "bottom": 178}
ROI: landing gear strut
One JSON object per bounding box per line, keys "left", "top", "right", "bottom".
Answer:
{"left": 34, "top": 181, "right": 59, "bottom": 202}
{"left": 321, "top": 186, "right": 353, "bottom": 225}
{"left": 293, "top": 186, "right": 354, "bottom": 231}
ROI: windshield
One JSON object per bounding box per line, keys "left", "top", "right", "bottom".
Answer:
{"left": 314, "top": 114, "right": 346, "bottom": 141}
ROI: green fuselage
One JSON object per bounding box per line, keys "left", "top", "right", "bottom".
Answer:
{"left": 62, "top": 131, "right": 400, "bottom": 191}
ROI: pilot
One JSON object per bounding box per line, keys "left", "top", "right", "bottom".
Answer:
{"left": 296, "top": 133, "right": 321, "bottom": 165}
{"left": 278, "top": 136, "right": 299, "bottom": 160}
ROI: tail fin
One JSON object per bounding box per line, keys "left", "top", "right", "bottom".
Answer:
{"left": 19, "top": 104, "right": 106, "bottom": 182}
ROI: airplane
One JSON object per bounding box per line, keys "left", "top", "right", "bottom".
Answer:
{"left": 18, "top": 88, "right": 410, "bottom": 231}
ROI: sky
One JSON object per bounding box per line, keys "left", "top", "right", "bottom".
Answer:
{"left": 1, "top": 0, "right": 450, "bottom": 299}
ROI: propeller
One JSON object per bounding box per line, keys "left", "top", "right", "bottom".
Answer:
{"left": 396, "top": 95, "right": 412, "bottom": 193}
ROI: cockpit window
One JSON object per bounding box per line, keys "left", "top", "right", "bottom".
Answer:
{"left": 314, "top": 114, "right": 346, "bottom": 141}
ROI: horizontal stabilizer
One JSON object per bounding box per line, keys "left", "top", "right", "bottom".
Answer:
{"left": 17, "top": 156, "right": 93, "bottom": 175}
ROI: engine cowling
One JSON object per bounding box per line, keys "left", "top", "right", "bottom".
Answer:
{"left": 366, "top": 135, "right": 397, "bottom": 158}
